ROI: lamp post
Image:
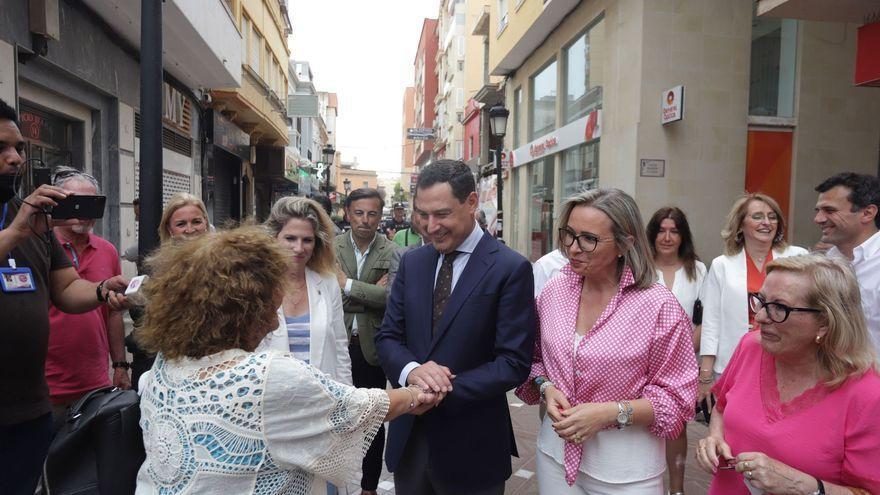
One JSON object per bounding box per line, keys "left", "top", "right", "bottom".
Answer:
{"left": 322, "top": 144, "right": 335, "bottom": 192}
{"left": 488, "top": 104, "right": 509, "bottom": 241}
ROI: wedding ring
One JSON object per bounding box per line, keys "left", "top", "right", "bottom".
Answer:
{"left": 746, "top": 471, "right": 753, "bottom": 480}
{"left": 573, "top": 435, "right": 581, "bottom": 443}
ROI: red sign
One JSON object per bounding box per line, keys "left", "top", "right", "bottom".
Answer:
{"left": 529, "top": 137, "right": 558, "bottom": 158}
{"left": 855, "top": 21, "right": 880, "bottom": 87}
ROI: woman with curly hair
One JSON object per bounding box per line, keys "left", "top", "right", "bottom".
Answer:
{"left": 134, "top": 226, "right": 435, "bottom": 494}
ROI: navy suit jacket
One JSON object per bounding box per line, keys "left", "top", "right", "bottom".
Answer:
{"left": 375, "top": 231, "right": 536, "bottom": 490}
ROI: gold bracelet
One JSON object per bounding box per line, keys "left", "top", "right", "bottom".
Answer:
{"left": 404, "top": 386, "right": 417, "bottom": 409}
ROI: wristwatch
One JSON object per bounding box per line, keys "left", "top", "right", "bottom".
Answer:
{"left": 112, "top": 361, "right": 131, "bottom": 370}
{"left": 534, "top": 376, "right": 553, "bottom": 402}
{"left": 809, "top": 478, "right": 825, "bottom": 495}
{"left": 616, "top": 400, "right": 634, "bottom": 429}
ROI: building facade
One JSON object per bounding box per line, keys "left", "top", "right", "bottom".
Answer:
{"left": 211, "top": 0, "right": 291, "bottom": 222}
{"left": 0, "top": 0, "right": 241, "bottom": 278}
{"left": 412, "top": 18, "right": 440, "bottom": 168}
{"left": 490, "top": 0, "right": 880, "bottom": 262}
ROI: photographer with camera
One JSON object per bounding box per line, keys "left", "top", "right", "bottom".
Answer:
{"left": 0, "top": 98, "right": 128, "bottom": 495}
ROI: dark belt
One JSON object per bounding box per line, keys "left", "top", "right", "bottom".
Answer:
{"left": 350, "top": 334, "right": 360, "bottom": 346}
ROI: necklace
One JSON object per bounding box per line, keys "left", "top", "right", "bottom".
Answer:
{"left": 285, "top": 277, "right": 308, "bottom": 309}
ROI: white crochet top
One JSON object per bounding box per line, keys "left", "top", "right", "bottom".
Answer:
{"left": 135, "top": 349, "right": 389, "bottom": 495}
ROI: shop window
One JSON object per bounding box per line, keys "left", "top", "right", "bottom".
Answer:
{"left": 561, "top": 142, "right": 599, "bottom": 200}
{"left": 511, "top": 165, "right": 521, "bottom": 249}
{"left": 564, "top": 16, "right": 605, "bottom": 124}
{"left": 529, "top": 60, "right": 557, "bottom": 140}
{"left": 528, "top": 157, "right": 554, "bottom": 262}
{"left": 19, "top": 104, "right": 76, "bottom": 168}
{"left": 513, "top": 87, "right": 522, "bottom": 148}
{"left": 749, "top": 13, "right": 797, "bottom": 117}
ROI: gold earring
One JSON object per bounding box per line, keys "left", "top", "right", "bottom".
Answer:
{"left": 815, "top": 335, "right": 822, "bottom": 344}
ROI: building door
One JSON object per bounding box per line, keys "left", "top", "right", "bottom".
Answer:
{"left": 18, "top": 104, "right": 75, "bottom": 168}
{"left": 745, "top": 129, "right": 793, "bottom": 223}
{"left": 212, "top": 147, "right": 241, "bottom": 224}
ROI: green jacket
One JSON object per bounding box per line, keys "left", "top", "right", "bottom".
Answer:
{"left": 333, "top": 232, "right": 394, "bottom": 365}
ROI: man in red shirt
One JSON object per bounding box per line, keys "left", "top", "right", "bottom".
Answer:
{"left": 45, "top": 167, "right": 130, "bottom": 419}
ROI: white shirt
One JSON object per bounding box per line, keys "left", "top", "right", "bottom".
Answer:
{"left": 655, "top": 261, "right": 707, "bottom": 322}
{"left": 537, "top": 334, "right": 665, "bottom": 483}
{"left": 399, "top": 222, "right": 484, "bottom": 386}
{"left": 827, "top": 230, "right": 880, "bottom": 352}
{"left": 343, "top": 231, "right": 377, "bottom": 336}
{"left": 533, "top": 249, "right": 568, "bottom": 298}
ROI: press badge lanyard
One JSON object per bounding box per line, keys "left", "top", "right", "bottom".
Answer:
{"left": 0, "top": 202, "right": 37, "bottom": 292}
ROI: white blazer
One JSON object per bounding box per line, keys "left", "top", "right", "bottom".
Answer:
{"left": 699, "top": 245, "right": 807, "bottom": 374}
{"left": 260, "top": 267, "right": 353, "bottom": 385}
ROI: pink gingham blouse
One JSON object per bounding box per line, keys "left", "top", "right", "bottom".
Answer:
{"left": 515, "top": 263, "right": 698, "bottom": 484}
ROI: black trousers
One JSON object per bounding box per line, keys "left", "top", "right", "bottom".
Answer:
{"left": 0, "top": 412, "right": 54, "bottom": 495}
{"left": 349, "top": 340, "right": 387, "bottom": 491}
{"left": 394, "top": 421, "right": 506, "bottom": 495}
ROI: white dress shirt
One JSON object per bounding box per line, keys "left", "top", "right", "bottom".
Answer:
{"left": 533, "top": 249, "right": 568, "bottom": 298}
{"left": 344, "top": 231, "right": 377, "bottom": 336}
{"left": 655, "top": 261, "right": 707, "bottom": 322}
{"left": 827, "top": 230, "right": 880, "bottom": 352}
{"left": 399, "top": 221, "right": 484, "bottom": 386}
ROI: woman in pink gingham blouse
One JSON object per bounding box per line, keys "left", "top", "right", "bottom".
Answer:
{"left": 515, "top": 189, "right": 697, "bottom": 493}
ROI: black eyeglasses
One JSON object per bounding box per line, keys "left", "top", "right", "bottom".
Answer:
{"left": 558, "top": 227, "right": 613, "bottom": 253}
{"left": 748, "top": 292, "right": 822, "bottom": 323}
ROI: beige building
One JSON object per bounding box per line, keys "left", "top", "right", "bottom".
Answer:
{"left": 490, "top": 0, "right": 880, "bottom": 262}
{"left": 336, "top": 157, "right": 379, "bottom": 198}
{"left": 401, "top": 86, "right": 418, "bottom": 197}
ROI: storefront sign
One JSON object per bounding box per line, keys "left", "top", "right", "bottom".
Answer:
{"left": 284, "top": 149, "right": 299, "bottom": 183}
{"left": 163, "top": 83, "right": 190, "bottom": 132}
{"left": 512, "top": 109, "right": 602, "bottom": 168}
{"left": 211, "top": 110, "right": 250, "bottom": 161}
{"left": 661, "top": 85, "right": 684, "bottom": 124}
{"left": 639, "top": 159, "right": 666, "bottom": 177}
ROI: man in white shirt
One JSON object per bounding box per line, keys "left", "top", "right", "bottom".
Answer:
{"left": 532, "top": 248, "right": 567, "bottom": 298}
{"left": 814, "top": 172, "right": 880, "bottom": 350}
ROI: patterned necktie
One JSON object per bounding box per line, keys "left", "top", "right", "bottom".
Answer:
{"left": 432, "top": 250, "right": 461, "bottom": 334}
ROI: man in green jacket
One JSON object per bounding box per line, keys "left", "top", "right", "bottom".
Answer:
{"left": 333, "top": 187, "right": 395, "bottom": 495}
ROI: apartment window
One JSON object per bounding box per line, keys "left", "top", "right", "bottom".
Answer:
{"left": 457, "top": 112, "right": 463, "bottom": 123}
{"left": 498, "top": 0, "right": 509, "bottom": 32}
{"left": 456, "top": 89, "right": 465, "bottom": 108}
{"left": 564, "top": 16, "right": 605, "bottom": 123}
{"left": 457, "top": 37, "right": 466, "bottom": 57}
{"left": 468, "top": 136, "right": 474, "bottom": 159}
{"left": 529, "top": 59, "right": 557, "bottom": 140}
{"left": 264, "top": 46, "right": 272, "bottom": 83}
{"left": 250, "top": 25, "right": 262, "bottom": 74}
{"left": 455, "top": 140, "right": 463, "bottom": 159}
{"left": 363, "top": 181, "right": 369, "bottom": 188}
{"left": 457, "top": 60, "right": 464, "bottom": 71}
{"left": 240, "top": 16, "right": 250, "bottom": 66}
{"left": 749, "top": 14, "right": 797, "bottom": 117}
{"left": 513, "top": 87, "right": 522, "bottom": 147}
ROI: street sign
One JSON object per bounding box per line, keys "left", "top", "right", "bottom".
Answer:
{"left": 661, "top": 85, "right": 684, "bottom": 124}
{"left": 407, "top": 128, "right": 435, "bottom": 140}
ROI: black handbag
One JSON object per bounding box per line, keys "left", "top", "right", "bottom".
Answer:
{"left": 42, "top": 386, "right": 145, "bottom": 495}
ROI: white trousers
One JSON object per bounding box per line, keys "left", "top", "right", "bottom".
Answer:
{"left": 536, "top": 450, "right": 665, "bottom": 495}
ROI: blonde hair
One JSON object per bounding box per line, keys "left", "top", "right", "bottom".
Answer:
{"left": 137, "top": 226, "right": 291, "bottom": 359}
{"left": 721, "top": 192, "right": 789, "bottom": 256}
{"left": 766, "top": 254, "right": 878, "bottom": 388}
{"left": 556, "top": 188, "right": 656, "bottom": 289}
{"left": 264, "top": 196, "right": 338, "bottom": 275}
{"left": 158, "top": 192, "right": 209, "bottom": 244}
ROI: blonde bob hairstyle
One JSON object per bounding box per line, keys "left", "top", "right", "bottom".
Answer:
{"left": 556, "top": 188, "right": 657, "bottom": 289}
{"left": 766, "top": 254, "right": 878, "bottom": 388}
{"left": 264, "top": 196, "right": 337, "bottom": 275}
{"left": 137, "top": 225, "right": 292, "bottom": 359}
{"left": 720, "top": 192, "right": 789, "bottom": 256}
{"left": 158, "top": 192, "right": 210, "bottom": 244}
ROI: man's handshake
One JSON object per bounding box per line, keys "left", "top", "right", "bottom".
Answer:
{"left": 407, "top": 361, "right": 456, "bottom": 414}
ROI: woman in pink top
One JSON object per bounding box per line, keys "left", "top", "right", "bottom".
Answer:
{"left": 515, "top": 189, "right": 697, "bottom": 493}
{"left": 696, "top": 254, "right": 880, "bottom": 494}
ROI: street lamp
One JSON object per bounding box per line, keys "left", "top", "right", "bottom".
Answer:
{"left": 322, "top": 144, "right": 335, "bottom": 192}
{"left": 488, "top": 104, "right": 509, "bottom": 241}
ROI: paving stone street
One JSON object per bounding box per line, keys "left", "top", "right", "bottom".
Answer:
{"left": 342, "top": 392, "right": 714, "bottom": 494}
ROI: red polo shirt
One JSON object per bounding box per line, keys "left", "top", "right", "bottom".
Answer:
{"left": 45, "top": 232, "right": 122, "bottom": 404}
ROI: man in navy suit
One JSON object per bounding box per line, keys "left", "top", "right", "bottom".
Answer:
{"left": 375, "top": 160, "right": 536, "bottom": 494}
